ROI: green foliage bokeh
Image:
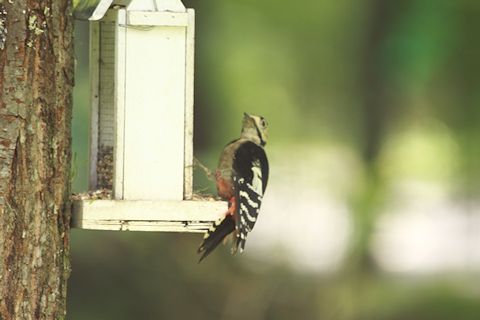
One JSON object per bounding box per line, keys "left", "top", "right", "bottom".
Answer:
{"left": 70, "top": 1, "right": 480, "bottom": 319}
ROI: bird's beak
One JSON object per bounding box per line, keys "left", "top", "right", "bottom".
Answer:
{"left": 243, "top": 112, "right": 251, "bottom": 118}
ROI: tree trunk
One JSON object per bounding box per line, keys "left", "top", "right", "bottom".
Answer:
{"left": 348, "top": 0, "right": 411, "bottom": 274}
{"left": 0, "top": 1, "right": 73, "bottom": 319}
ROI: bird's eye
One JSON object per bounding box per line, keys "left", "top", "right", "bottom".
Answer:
{"left": 260, "top": 119, "right": 266, "bottom": 127}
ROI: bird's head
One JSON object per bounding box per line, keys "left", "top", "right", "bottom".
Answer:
{"left": 240, "top": 112, "right": 268, "bottom": 146}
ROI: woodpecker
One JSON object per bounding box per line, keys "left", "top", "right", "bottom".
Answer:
{"left": 198, "top": 113, "right": 269, "bottom": 262}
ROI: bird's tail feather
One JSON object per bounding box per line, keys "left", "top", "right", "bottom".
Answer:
{"left": 234, "top": 236, "right": 246, "bottom": 253}
{"left": 197, "top": 216, "right": 235, "bottom": 263}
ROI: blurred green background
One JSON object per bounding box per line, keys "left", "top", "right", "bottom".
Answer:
{"left": 69, "top": 0, "right": 480, "bottom": 319}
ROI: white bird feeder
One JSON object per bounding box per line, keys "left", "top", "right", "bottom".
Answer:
{"left": 72, "top": 0, "right": 224, "bottom": 232}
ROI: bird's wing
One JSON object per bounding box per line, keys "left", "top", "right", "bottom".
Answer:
{"left": 232, "top": 141, "right": 269, "bottom": 252}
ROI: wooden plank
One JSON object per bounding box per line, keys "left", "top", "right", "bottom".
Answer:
{"left": 183, "top": 9, "right": 195, "bottom": 200}
{"left": 88, "top": 21, "right": 100, "bottom": 189}
{"left": 73, "top": 0, "right": 113, "bottom": 20}
{"left": 113, "top": 9, "right": 127, "bottom": 199}
{"left": 123, "top": 24, "right": 186, "bottom": 200}
{"left": 126, "top": 0, "right": 186, "bottom": 13}
{"left": 153, "top": 0, "right": 186, "bottom": 12}
{"left": 126, "top": 0, "right": 157, "bottom": 11}
{"left": 127, "top": 11, "right": 188, "bottom": 26}
{"left": 73, "top": 199, "right": 225, "bottom": 220}
{"left": 71, "top": 199, "right": 226, "bottom": 232}
{"left": 73, "top": 220, "right": 212, "bottom": 232}
{"left": 90, "top": 0, "right": 114, "bottom": 20}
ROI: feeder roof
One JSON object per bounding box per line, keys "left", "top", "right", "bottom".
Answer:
{"left": 73, "top": 0, "right": 186, "bottom": 20}
{"left": 73, "top": 0, "right": 114, "bottom": 20}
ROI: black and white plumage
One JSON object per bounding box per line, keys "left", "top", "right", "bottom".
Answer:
{"left": 232, "top": 141, "right": 269, "bottom": 251}
{"left": 197, "top": 113, "right": 269, "bottom": 262}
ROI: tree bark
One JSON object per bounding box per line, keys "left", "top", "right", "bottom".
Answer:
{"left": 0, "top": 1, "right": 73, "bottom": 319}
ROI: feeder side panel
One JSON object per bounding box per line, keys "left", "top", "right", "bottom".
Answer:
{"left": 113, "top": 9, "right": 127, "bottom": 199}
{"left": 89, "top": 21, "right": 100, "bottom": 189}
{"left": 183, "top": 9, "right": 195, "bottom": 200}
{"left": 123, "top": 25, "right": 187, "bottom": 200}
{"left": 96, "top": 18, "right": 116, "bottom": 190}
